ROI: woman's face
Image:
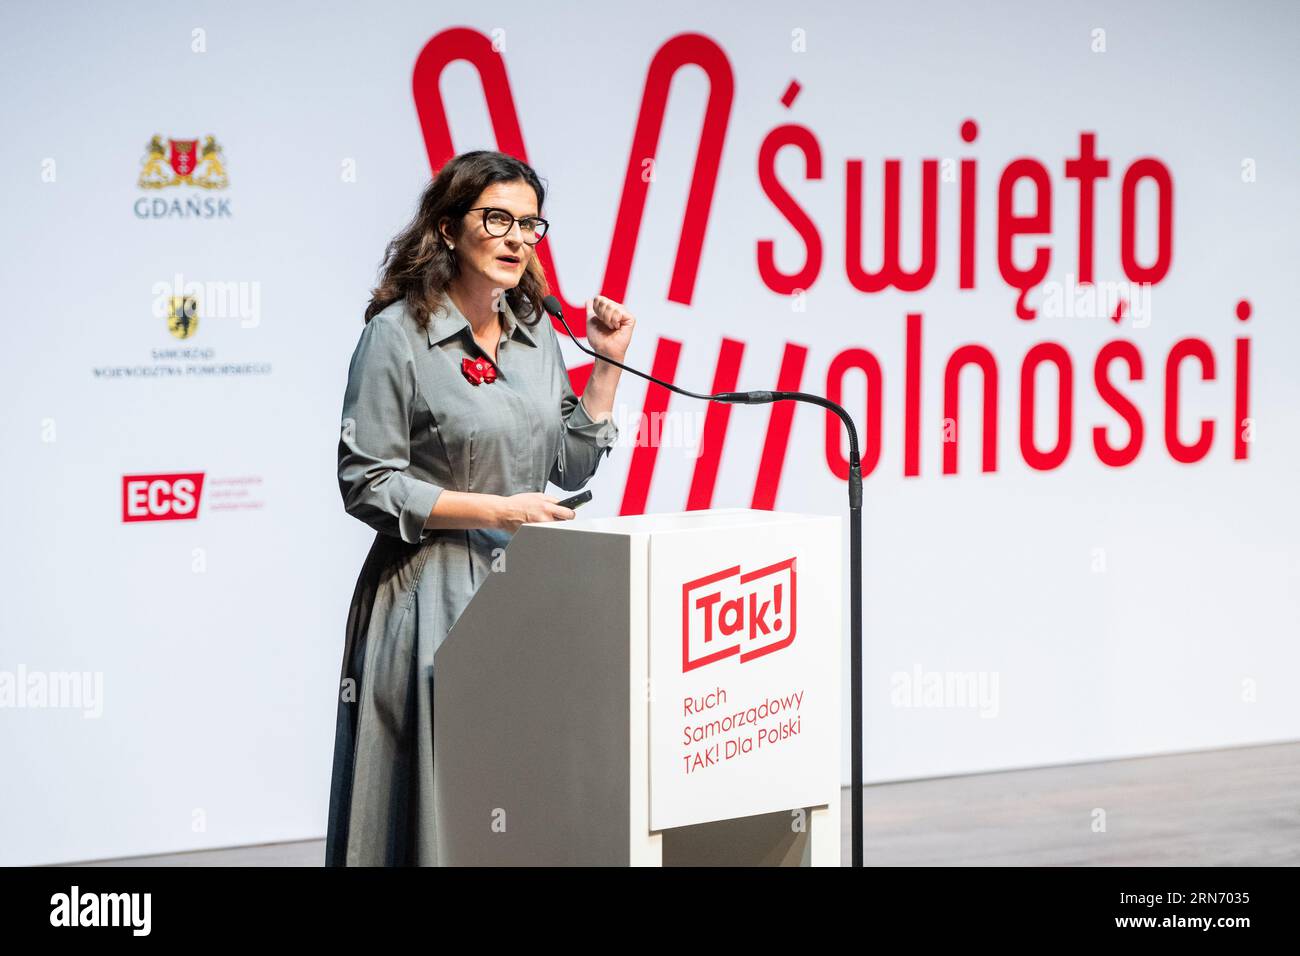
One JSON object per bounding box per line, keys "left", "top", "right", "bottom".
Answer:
{"left": 442, "top": 179, "right": 540, "bottom": 292}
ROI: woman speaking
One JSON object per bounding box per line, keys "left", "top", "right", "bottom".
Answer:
{"left": 326, "top": 150, "right": 634, "bottom": 866}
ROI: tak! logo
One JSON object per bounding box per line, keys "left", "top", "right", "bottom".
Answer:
{"left": 682, "top": 557, "right": 796, "bottom": 672}
{"left": 121, "top": 473, "right": 205, "bottom": 522}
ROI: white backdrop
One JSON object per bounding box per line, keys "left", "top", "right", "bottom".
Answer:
{"left": 1, "top": 0, "right": 1297, "bottom": 866}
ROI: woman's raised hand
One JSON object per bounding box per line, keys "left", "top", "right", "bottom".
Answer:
{"left": 584, "top": 295, "right": 635, "bottom": 364}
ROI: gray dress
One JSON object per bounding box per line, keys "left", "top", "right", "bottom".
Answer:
{"left": 326, "top": 292, "right": 618, "bottom": 866}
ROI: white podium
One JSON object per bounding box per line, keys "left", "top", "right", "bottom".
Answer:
{"left": 433, "top": 508, "right": 842, "bottom": 866}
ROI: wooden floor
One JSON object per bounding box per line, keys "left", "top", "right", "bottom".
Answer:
{"left": 67, "top": 741, "right": 1300, "bottom": 866}
{"left": 858, "top": 741, "right": 1299, "bottom": 866}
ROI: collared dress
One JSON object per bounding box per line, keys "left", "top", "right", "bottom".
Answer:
{"left": 326, "top": 292, "right": 619, "bottom": 866}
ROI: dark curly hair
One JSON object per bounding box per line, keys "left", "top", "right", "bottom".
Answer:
{"left": 364, "top": 150, "right": 550, "bottom": 330}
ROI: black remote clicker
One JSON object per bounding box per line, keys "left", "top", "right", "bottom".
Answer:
{"left": 556, "top": 489, "right": 593, "bottom": 510}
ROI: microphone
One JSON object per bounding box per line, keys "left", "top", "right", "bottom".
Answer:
{"left": 541, "top": 291, "right": 868, "bottom": 869}
{"left": 542, "top": 294, "right": 739, "bottom": 404}
{"left": 542, "top": 296, "right": 785, "bottom": 405}
{"left": 540, "top": 294, "right": 860, "bottom": 505}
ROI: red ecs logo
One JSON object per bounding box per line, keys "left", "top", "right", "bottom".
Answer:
{"left": 682, "top": 557, "right": 796, "bottom": 672}
{"left": 122, "top": 473, "right": 205, "bottom": 522}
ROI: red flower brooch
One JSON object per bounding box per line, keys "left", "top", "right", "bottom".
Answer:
{"left": 461, "top": 355, "right": 498, "bottom": 385}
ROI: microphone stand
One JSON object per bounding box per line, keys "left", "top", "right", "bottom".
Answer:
{"left": 542, "top": 296, "right": 865, "bottom": 868}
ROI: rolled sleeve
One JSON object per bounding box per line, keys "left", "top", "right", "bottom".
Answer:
{"left": 338, "top": 315, "right": 444, "bottom": 544}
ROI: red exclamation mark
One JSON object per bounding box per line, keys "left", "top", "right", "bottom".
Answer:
{"left": 772, "top": 581, "right": 782, "bottom": 632}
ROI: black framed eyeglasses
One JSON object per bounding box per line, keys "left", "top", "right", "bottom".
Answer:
{"left": 466, "top": 206, "right": 549, "bottom": 244}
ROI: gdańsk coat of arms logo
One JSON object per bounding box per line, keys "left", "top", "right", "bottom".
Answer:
{"left": 138, "top": 135, "right": 229, "bottom": 189}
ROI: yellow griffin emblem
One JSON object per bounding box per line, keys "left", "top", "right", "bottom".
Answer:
{"left": 167, "top": 296, "right": 199, "bottom": 339}
{"left": 139, "top": 135, "right": 229, "bottom": 189}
